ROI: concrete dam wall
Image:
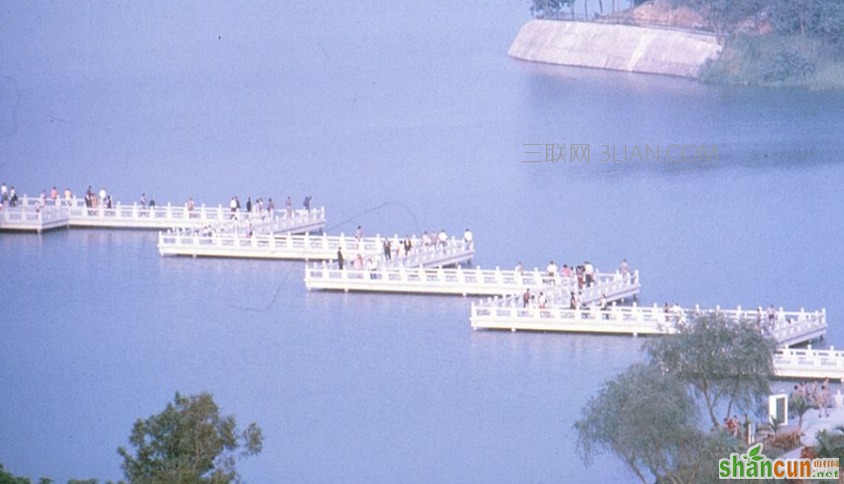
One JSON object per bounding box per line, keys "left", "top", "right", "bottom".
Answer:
{"left": 508, "top": 20, "right": 722, "bottom": 78}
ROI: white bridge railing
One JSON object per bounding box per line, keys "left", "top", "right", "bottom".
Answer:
{"left": 304, "top": 265, "right": 634, "bottom": 297}
{"left": 774, "top": 346, "right": 844, "bottom": 379}
{"left": 68, "top": 204, "right": 324, "bottom": 230}
{"left": 471, "top": 300, "right": 826, "bottom": 346}
{"left": 160, "top": 230, "right": 472, "bottom": 262}
{"left": 0, "top": 206, "right": 70, "bottom": 232}
{"left": 11, "top": 195, "right": 326, "bottom": 231}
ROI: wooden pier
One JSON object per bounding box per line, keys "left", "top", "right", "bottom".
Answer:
{"left": 471, "top": 301, "right": 826, "bottom": 347}
{"left": 774, "top": 346, "right": 844, "bottom": 380}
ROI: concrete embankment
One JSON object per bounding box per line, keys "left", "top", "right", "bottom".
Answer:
{"left": 508, "top": 20, "right": 722, "bottom": 78}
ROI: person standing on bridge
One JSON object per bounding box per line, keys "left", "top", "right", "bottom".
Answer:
{"left": 383, "top": 239, "right": 391, "bottom": 261}
{"left": 463, "top": 228, "right": 474, "bottom": 249}
{"left": 546, "top": 261, "right": 558, "bottom": 283}
{"left": 229, "top": 196, "right": 237, "bottom": 217}
{"left": 523, "top": 288, "right": 530, "bottom": 308}
{"left": 438, "top": 229, "right": 448, "bottom": 246}
{"left": 140, "top": 193, "right": 147, "bottom": 209}
{"left": 561, "top": 264, "right": 572, "bottom": 279}
{"left": 337, "top": 248, "right": 345, "bottom": 270}
{"left": 538, "top": 292, "right": 547, "bottom": 309}
{"left": 0, "top": 182, "right": 6, "bottom": 204}
{"left": 584, "top": 261, "right": 595, "bottom": 286}
{"left": 267, "top": 198, "right": 275, "bottom": 213}
{"left": 285, "top": 196, "right": 293, "bottom": 217}
{"left": 50, "top": 186, "right": 58, "bottom": 200}
{"left": 515, "top": 261, "right": 524, "bottom": 274}
{"left": 620, "top": 259, "right": 630, "bottom": 280}
{"left": 403, "top": 236, "right": 412, "bottom": 257}
{"left": 303, "top": 195, "right": 311, "bottom": 211}
{"left": 246, "top": 197, "right": 253, "bottom": 214}
{"left": 187, "top": 197, "right": 194, "bottom": 212}
{"left": 767, "top": 304, "right": 776, "bottom": 326}
{"left": 355, "top": 225, "right": 363, "bottom": 242}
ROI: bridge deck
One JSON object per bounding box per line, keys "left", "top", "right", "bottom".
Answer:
{"left": 160, "top": 230, "right": 473, "bottom": 263}
{"left": 0, "top": 207, "right": 70, "bottom": 233}
{"left": 305, "top": 265, "right": 639, "bottom": 298}
{"left": 7, "top": 196, "right": 325, "bottom": 232}
{"left": 774, "top": 346, "right": 844, "bottom": 380}
{"left": 471, "top": 301, "right": 826, "bottom": 347}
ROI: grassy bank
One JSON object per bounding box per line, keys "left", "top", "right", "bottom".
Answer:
{"left": 701, "top": 34, "right": 844, "bottom": 89}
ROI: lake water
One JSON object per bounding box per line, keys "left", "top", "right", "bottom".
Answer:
{"left": 2, "top": 1, "right": 844, "bottom": 483}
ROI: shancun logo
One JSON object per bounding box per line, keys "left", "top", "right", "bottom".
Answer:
{"left": 719, "top": 443, "right": 839, "bottom": 479}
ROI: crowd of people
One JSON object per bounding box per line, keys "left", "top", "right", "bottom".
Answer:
{"left": 1, "top": 182, "right": 83, "bottom": 211}
{"left": 227, "top": 194, "right": 312, "bottom": 220}
{"left": 513, "top": 259, "right": 606, "bottom": 290}
{"left": 334, "top": 227, "right": 472, "bottom": 272}
{"left": 0, "top": 182, "right": 19, "bottom": 208}
{"left": 518, "top": 259, "right": 634, "bottom": 311}
{"left": 791, "top": 379, "right": 833, "bottom": 418}
{"left": 723, "top": 413, "right": 753, "bottom": 442}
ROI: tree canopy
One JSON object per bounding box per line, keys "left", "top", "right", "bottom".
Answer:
{"left": 117, "top": 392, "right": 263, "bottom": 484}
{"left": 645, "top": 313, "right": 776, "bottom": 428}
{"left": 576, "top": 313, "right": 777, "bottom": 483}
{"left": 574, "top": 363, "right": 741, "bottom": 484}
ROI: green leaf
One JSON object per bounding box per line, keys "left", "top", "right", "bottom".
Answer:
{"left": 749, "top": 443, "right": 761, "bottom": 457}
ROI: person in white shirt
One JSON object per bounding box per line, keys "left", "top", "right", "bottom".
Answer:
{"left": 515, "top": 261, "right": 524, "bottom": 273}
{"left": 463, "top": 228, "right": 473, "bottom": 249}
{"left": 620, "top": 258, "right": 630, "bottom": 278}
{"left": 438, "top": 229, "right": 448, "bottom": 246}
{"left": 584, "top": 261, "right": 595, "bottom": 286}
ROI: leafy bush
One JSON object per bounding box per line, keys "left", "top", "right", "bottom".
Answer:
{"left": 815, "top": 425, "right": 844, "bottom": 461}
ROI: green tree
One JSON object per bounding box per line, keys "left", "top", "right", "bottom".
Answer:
{"left": 789, "top": 394, "right": 812, "bottom": 430}
{"left": 671, "top": 0, "right": 758, "bottom": 41}
{"left": 815, "top": 425, "right": 844, "bottom": 461}
{"left": 645, "top": 313, "right": 776, "bottom": 428}
{"left": 574, "top": 363, "right": 740, "bottom": 484}
{"left": 529, "top": 0, "right": 575, "bottom": 19}
{"left": 0, "top": 464, "right": 33, "bottom": 484}
{"left": 118, "top": 392, "right": 263, "bottom": 484}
